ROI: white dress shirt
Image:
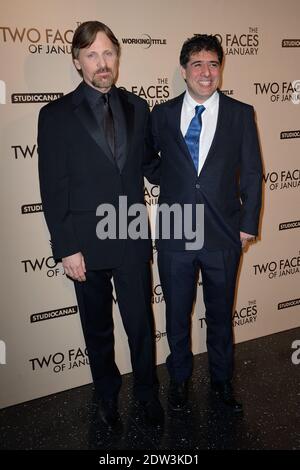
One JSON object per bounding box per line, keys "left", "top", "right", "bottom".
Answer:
{"left": 181, "top": 90, "right": 219, "bottom": 175}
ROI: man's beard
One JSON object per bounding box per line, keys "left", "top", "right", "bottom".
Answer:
{"left": 92, "top": 68, "right": 114, "bottom": 90}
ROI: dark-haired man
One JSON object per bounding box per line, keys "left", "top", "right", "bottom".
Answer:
{"left": 38, "top": 21, "right": 163, "bottom": 427}
{"left": 150, "top": 35, "right": 262, "bottom": 413}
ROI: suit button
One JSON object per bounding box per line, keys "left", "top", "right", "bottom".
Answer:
{"left": 195, "top": 184, "right": 200, "bottom": 189}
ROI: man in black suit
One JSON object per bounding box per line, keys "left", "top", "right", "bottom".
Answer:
{"left": 38, "top": 21, "right": 163, "bottom": 427}
{"left": 150, "top": 35, "right": 263, "bottom": 413}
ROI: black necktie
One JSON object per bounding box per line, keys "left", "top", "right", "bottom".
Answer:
{"left": 102, "top": 93, "right": 115, "bottom": 157}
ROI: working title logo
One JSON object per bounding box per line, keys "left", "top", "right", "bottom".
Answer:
{"left": 121, "top": 34, "right": 167, "bottom": 49}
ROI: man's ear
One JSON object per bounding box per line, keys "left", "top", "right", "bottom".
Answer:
{"left": 73, "top": 59, "right": 81, "bottom": 71}
{"left": 180, "top": 65, "right": 187, "bottom": 81}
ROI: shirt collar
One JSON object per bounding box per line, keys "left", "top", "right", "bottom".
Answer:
{"left": 83, "top": 81, "right": 117, "bottom": 108}
{"left": 184, "top": 89, "right": 219, "bottom": 111}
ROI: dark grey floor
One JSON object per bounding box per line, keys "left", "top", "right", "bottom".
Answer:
{"left": 1, "top": 327, "right": 300, "bottom": 450}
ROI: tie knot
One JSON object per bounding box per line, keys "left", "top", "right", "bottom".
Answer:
{"left": 195, "top": 105, "right": 205, "bottom": 117}
{"left": 101, "top": 93, "right": 110, "bottom": 106}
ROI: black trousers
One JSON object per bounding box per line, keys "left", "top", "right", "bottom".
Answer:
{"left": 74, "top": 261, "right": 157, "bottom": 401}
{"left": 158, "top": 247, "right": 241, "bottom": 384}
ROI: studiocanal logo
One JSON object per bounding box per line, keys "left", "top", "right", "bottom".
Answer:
{"left": 279, "top": 220, "right": 300, "bottom": 231}
{"left": 121, "top": 78, "right": 170, "bottom": 108}
{"left": 30, "top": 305, "right": 78, "bottom": 323}
{"left": 21, "top": 203, "right": 43, "bottom": 214}
{"left": 282, "top": 39, "right": 300, "bottom": 47}
{"left": 11, "top": 92, "right": 63, "bottom": 104}
{"left": 233, "top": 300, "right": 258, "bottom": 328}
{"left": 0, "top": 24, "right": 77, "bottom": 54}
{"left": 280, "top": 130, "right": 300, "bottom": 140}
{"left": 253, "top": 253, "right": 300, "bottom": 279}
{"left": 254, "top": 80, "right": 300, "bottom": 104}
{"left": 121, "top": 34, "right": 167, "bottom": 49}
{"left": 263, "top": 169, "right": 300, "bottom": 191}
{"left": 29, "top": 347, "right": 89, "bottom": 373}
{"left": 278, "top": 297, "right": 300, "bottom": 311}
{"left": 212, "top": 27, "right": 260, "bottom": 55}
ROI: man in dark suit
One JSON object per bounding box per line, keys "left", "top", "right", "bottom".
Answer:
{"left": 38, "top": 21, "right": 163, "bottom": 427}
{"left": 150, "top": 35, "right": 263, "bottom": 413}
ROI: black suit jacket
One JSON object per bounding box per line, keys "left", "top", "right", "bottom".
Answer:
{"left": 150, "top": 91, "right": 263, "bottom": 251}
{"left": 38, "top": 82, "right": 160, "bottom": 269}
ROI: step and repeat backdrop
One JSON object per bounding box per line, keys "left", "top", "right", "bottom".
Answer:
{"left": 1, "top": 0, "right": 299, "bottom": 408}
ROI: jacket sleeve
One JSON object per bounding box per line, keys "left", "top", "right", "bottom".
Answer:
{"left": 239, "top": 105, "right": 263, "bottom": 236}
{"left": 38, "top": 105, "right": 80, "bottom": 260}
{"left": 143, "top": 105, "right": 161, "bottom": 185}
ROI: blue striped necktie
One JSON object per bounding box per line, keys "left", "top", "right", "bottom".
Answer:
{"left": 184, "top": 105, "right": 205, "bottom": 172}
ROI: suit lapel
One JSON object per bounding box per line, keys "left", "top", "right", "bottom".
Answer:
{"left": 72, "top": 83, "right": 115, "bottom": 165}
{"left": 169, "top": 94, "right": 197, "bottom": 173}
{"left": 199, "top": 91, "right": 229, "bottom": 176}
{"left": 118, "top": 88, "right": 134, "bottom": 171}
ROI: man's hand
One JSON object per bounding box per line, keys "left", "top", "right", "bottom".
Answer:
{"left": 240, "top": 231, "right": 256, "bottom": 249}
{"left": 62, "top": 252, "right": 86, "bottom": 282}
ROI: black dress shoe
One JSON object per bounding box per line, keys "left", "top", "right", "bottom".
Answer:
{"left": 140, "top": 397, "right": 164, "bottom": 426}
{"left": 211, "top": 381, "right": 243, "bottom": 413}
{"left": 98, "top": 398, "right": 120, "bottom": 427}
{"left": 168, "top": 380, "right": 188, "bottom": 411}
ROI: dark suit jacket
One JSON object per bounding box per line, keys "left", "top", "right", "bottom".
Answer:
{"left": 38, "top": 82, "right": 160, "bottom": 269}
{"left": 150, "top": 91, "right": 263, "bottom": 251}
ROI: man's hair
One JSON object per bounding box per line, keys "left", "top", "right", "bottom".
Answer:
{"left": 180, "top": 34, "right": 223, "bottom": 67}
{"left": 71, "top": 21, "right": 121, "bottom": 60}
